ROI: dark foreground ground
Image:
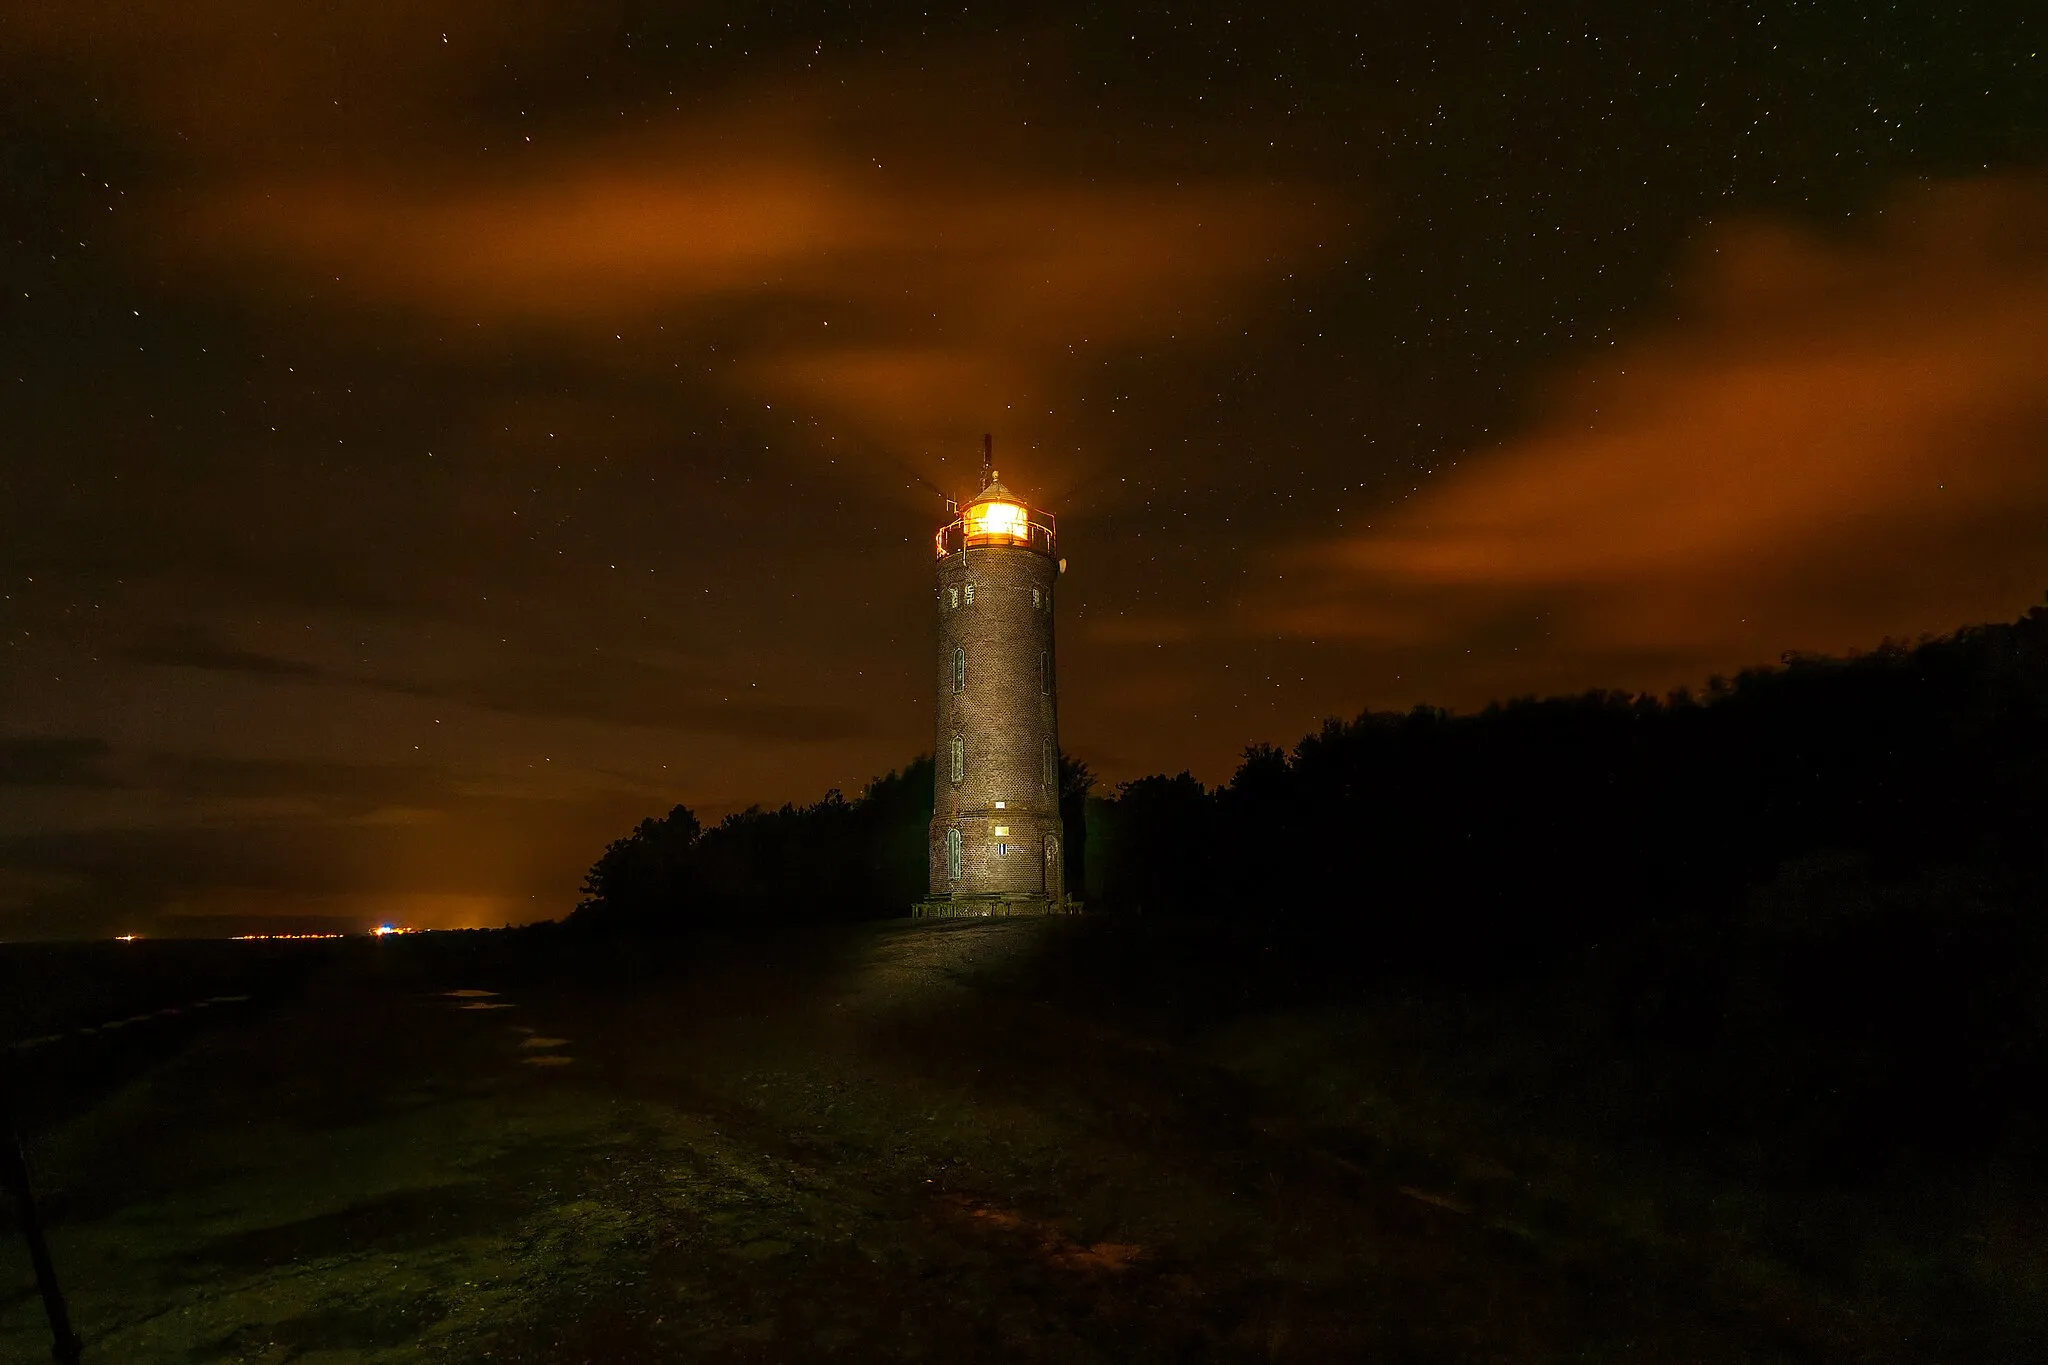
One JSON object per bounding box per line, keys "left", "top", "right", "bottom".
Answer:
{"left": 2, "top": 919, "right": 2041, "bottom": 1363}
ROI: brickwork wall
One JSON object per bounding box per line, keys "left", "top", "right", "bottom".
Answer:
{"left": 927, "top": 543, "right": 1062, "bottom": 902}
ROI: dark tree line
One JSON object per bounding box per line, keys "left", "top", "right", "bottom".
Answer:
{"left": 1092, "top": 598, "right": 2048, "bottom": 952}
{"left": 571, "top": 760, "right": 931, "bottom": 932}
{"left": 570, "top": 755, "right": 1095, "bottom": 932}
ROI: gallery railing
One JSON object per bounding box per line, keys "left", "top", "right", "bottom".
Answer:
{"left": 934, "top": 509, "right": 1058, "bottom": 559}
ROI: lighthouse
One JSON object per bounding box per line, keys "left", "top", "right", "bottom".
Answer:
{"left": 916, "top": 437, "right": 1071, "bottom": 917}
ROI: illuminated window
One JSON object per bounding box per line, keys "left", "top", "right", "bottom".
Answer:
{"left": 950, "top": 733, "right": 964, "bottom": 784}
{"left": 953, "top": 647, "right": 965, "bottom": 693}
{"left": 996, "top": 842, "right": 1009, "bottom": 856}
{"left": 963, "top": 582, "right": 975, "bottom": 604}
{"left": 946, "top": 827, "right": 962, "bottom": 880}
{"left": 948, "top": 586, "right": 958, "bottom": 609}
{"left": 1032, "top": 586, "right": 1041, "bottom": 608}
{"left": 992, "top": 825, "right": 1009, "bottom": 837}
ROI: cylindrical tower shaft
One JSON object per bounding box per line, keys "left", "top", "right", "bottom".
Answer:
{"left": 920, "top": 466, "right": 1065, "bottom": 914}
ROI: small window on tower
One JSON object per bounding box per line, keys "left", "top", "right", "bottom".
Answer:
{"left": 1031, "top": 586, "right": 1041, "bottom": 608}
{"left": 950, "top": 733, "right": 964, "bottom": 784}
{"left": 1040, "top": 650, "right": 1050, "bottom": 695}
{"left": 996, "top": 842, "right": 1009, "bottom": 856}
{"left": 948, "top": 587, "right": 958, "bottom": 609}
{"left": 946, "top": 827, "right": 962, "bottom": 880}
{"left": 1044, "top": 740, "right": 1056, "bottom": 793}
{"left": 953, "top": 648, "right": 966, "bottom": 693}
{"left": 963, "top": 583, "right": 975, "bottom": 605}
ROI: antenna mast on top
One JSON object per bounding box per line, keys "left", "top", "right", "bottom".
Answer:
{"left": 981, "top": 433, "right": 994, "bottom": 489}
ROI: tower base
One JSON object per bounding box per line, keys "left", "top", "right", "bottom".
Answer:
{"left": 912, "top": 893, "right": 1081, "bottom": 919}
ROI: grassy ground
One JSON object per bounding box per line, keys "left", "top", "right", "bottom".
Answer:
{"left": 1, "top": 919, "right": 2035, "bottom": 1362}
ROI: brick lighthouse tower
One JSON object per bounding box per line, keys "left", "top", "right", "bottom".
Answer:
{"left": 916, "top": 436, "right": 1071, "bottom": 917}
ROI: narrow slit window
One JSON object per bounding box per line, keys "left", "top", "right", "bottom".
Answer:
{"left": 953, "top": 647, "right": 966, "bottom": 693}
{"left": 1039, "top": 650, "right": 1050, "bottom": 695}
{"left": 1031, "top": 586, "right": 1041, "bottom": 608}
{"left": 946, "top": 827, "right": 962, "bottom": 880}
{"left": 950, "top": 733, "right": 964, "bottom": 784}
{"left": 963, "top": 582, "right": 975, "bottom": 604}
{"left": 947, "top": 586, "right": 958, "bottom": 609}
{"left": 1044, "top": 740, "right": 1056, "bottom": 793}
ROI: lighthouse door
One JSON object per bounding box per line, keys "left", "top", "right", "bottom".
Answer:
{"left": 1042, "top": 834, "right": 1061, "bottom": 905}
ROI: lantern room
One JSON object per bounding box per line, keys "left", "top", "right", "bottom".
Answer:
{"left": 934, "top": 475, "right": 1058, "bottom": 558}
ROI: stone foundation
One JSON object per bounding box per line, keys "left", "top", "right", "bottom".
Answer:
{"left": 912, "top": 893, "right": 1082, "bottom": 919}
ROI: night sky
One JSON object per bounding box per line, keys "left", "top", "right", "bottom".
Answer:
{"left": 4, "top": 3, "right": 2043, "bottom": 938}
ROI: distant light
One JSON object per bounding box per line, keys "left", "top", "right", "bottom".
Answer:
{"left": 994, "top": 800, "right": 1005, "bottom": 809}
{"left": 115, "top": 934, "right": 138, "bottom": 943}
{"left": 993, "top": 825, "right": 1009, "bottom": 837}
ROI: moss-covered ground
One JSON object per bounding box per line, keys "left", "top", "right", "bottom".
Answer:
{"left": 1, "top": 919, "right": 2035, "bottom": 1362}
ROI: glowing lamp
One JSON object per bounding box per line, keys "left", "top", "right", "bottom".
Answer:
{"left": 964, "top": 498, "right": 1030, "bottom": 546}
{"left": 939, "top": 467, "right": 1054, "bottom": 558}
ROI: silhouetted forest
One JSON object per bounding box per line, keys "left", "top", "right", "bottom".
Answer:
{"left": 574, "top": 596, "right": 2048, "bottom": 1175}
{"left": 1098, "top": 599, "right": 2048, "bottom": 948}
{"left": 571, "top": 761, "right": 932, "bottom": 931}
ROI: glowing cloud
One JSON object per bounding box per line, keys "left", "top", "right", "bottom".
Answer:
{"left": 1269, "top": 176, "right": 2048, "bottom": 700}
{"left": 151, "top": 65, "right": 1333, "bottom": 495}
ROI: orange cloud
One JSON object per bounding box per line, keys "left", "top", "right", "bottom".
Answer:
{"left": 1267, "top": 176, "right": 2048, "bottom": 699}
{"left": 180, "top": 127, "right": 1327, "bottom": 483}
{"left": 12, "top": 0, "right": 1337, "bottom": 494}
